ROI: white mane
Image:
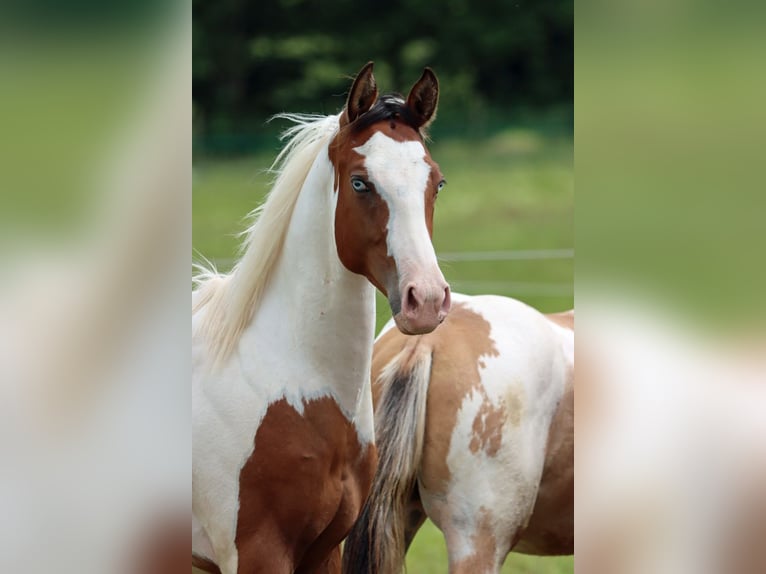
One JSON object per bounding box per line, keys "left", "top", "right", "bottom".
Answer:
{"left": 193, "top": 113, "right": 340, "bottom": 366}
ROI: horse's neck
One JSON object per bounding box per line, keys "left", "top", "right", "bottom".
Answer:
{"left": 250, "top": 147, "right": 376, "bottom": 424}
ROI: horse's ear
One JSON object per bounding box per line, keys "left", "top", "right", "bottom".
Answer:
{"left": 346, "top": 62, "right": 378, "bottom": 123}
{"left": 406, "top": 67, "right": 439, "bottom": 129}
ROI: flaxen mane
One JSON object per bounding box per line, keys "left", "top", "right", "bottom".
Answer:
{"left": 193, "top": 113, "right": 340, "bottom": 366}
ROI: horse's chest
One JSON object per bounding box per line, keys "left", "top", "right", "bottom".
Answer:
{"left": 234, "top": 396, "right": 376, "bottom": 569}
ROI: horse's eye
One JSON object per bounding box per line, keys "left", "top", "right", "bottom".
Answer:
{"left": 437, "top": 180, "right": 447, "bottom": 192}
{"left": 351, "top": 177, "right": 369, "bottom": 193}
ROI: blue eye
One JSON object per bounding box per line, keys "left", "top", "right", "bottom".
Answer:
{"left": 351, "top": 177, "right": 369, "bottom": 193}
{"left": 437, "top": 180, "right": 446, "bottom": 192}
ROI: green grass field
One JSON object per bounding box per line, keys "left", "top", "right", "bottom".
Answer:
{"left": 193, "top": 122, "right": 573, "bottom": 573}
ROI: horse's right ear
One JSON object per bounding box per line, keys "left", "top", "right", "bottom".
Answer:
{"left": 345, "top": 62, "right": 378, "bottom": 123}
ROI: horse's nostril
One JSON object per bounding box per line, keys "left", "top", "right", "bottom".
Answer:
{"left": 406, "top": 285, "right": 419, "bottom": 312}
{"left": 441, "top": 286, "right": 452, "bottom": 313}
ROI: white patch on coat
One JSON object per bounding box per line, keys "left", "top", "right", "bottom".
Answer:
{"left": 419, "top": 294, "right": 569, "bottom": 566}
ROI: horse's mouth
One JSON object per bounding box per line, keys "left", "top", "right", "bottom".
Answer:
{"left": 392, "top": 309, "right": 447, "bottom": 336}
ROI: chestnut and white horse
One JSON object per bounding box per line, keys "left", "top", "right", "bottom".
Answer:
{"left": 343, "top": 293, "right": 573, "bottom": 574}
{"left": 192, "top": 63, "right": 451, "bottom": 573}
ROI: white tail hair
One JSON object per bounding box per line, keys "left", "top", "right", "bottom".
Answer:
{"left": 193, "top": 113, "right": 340, "bottom": 367}
{"left": 343, "top": 339, "right": 433, "bottom": 574}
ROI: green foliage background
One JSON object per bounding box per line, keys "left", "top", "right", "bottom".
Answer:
{"left": 193, "top": 0, "right": 572, "bottom": 154}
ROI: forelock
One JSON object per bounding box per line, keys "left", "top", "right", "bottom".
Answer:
{"left": 347, "top": 94, "right": 427, "bottom": 139}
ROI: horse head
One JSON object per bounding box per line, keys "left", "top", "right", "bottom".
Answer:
{"left": 330, "top": 62, "right": 451, "bottom": 334}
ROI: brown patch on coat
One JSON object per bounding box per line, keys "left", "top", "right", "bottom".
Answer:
{"left": 192, "top": 554, "right": 221, "bottom": 574}
{"left": 505, "top": 389, "right": 524, "bottom": 426}
{"left": 328, "top": 118, "right": 443, "bottom": 297}
{"left": 513, "top": 312, "right": 574, "bottom": 556}
{"left": 469, "top": 399, "right": 505, "bottom": 456}
{"left": 372, "top": 303, "right": 501, "bottom": 494}
{"left": 451, "top": 508, "right": 498, "bottom": 574}
{"left": 235, "top": 397, "right": 377, "bottom": 573}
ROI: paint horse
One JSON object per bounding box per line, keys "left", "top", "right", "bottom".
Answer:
{"left": 192, "top": 62, "right": 451, "bottom": 573}
{"left": 344, "top": 293, "right": 574, "bottom": 574}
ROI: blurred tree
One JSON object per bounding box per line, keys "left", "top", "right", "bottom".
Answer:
{"left": 193, "top": 0, "right": 571, "bottom": 151}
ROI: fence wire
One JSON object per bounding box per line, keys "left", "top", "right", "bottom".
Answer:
{"left": 196, "top": 248, "right": 574, "bottom": 298}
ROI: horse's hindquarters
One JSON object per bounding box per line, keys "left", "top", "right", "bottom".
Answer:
{"left": 369, "top": 295, "right": 572, "bottom": 571}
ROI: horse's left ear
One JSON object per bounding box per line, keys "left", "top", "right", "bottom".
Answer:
{"left": 406, "top": 67, "right": 439, "bottom": 129}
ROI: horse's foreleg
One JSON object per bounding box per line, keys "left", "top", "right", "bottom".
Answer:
{"left": 441, "top": 520, "right": 505, "bottom": 574}
{"left": 298, "top": 545, "right": 340, "bottom": 574}
{"left": 235, "top": 526, "right": 295, "bottom": 574}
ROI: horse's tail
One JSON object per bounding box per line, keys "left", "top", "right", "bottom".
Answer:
{"left": 343, "top": 340, "right": 433, "bottom": 574}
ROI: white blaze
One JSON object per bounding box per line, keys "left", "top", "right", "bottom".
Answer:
{"left": 353, "top": 132, "right": 440, "bottom": 285}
